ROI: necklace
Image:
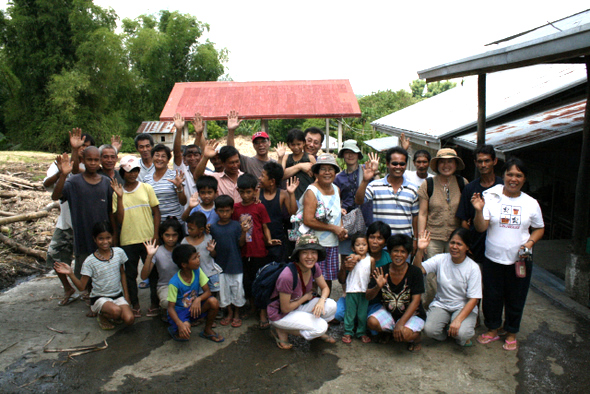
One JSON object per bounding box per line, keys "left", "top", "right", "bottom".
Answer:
{"left": 95, "top": 248, "right": 113, "bottom": 261}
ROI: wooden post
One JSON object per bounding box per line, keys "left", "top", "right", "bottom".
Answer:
{"left": 337, "top": 118, "right": 343, "bottom": 154}
{"left": 477, "top": 74, "right": 486, "bottom": 147}
{"left": 261, "top": 119, "right": 268, "bottom": 133}
{"left": 566, "top": 58, "right": 590, "bottom": 304}
{"left": 325, "top": 118, "right": 330, "bottom": 154}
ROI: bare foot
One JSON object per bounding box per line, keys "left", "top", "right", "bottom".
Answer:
{"left": 407, "top": 340, "right": 422, "bottom": 352}
{"left": 58, "top": 288, "right": 76, "bottom": 306}
{"left": 320, "top": 334, "right": 336, "bottom": 344}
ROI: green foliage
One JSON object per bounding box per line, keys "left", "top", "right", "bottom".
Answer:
{"left": 409, "top": 79, "right": 456, "bottom": 100}
{"left": 0, "top": 2, "right": 226, "bottom": 151}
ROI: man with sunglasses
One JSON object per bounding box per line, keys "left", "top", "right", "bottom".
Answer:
{"left": 355, "top": 146, "right": 419, "bottom": 244}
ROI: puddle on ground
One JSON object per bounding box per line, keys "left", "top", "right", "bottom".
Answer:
{"left": 516, "top": 307, "right": 590, "bottom": 392}
{"left": 0, "top": 319, "right": 341, "bottom": 392}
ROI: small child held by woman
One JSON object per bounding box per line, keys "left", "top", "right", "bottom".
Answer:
{"left": 140, "top": 217, "right": 184, "bottom": 318}
{"left": 54, "top": 221, "right": 134, "bottom": 330}
{"left": 340, "top": 233, "right": 375, "bottom": 344}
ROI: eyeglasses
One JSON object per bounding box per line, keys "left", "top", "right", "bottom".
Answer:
{"left": 390, "top": 161, "right": 406, "bottom": 167}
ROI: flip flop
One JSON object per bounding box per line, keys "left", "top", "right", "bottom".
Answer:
{"left": 477, "top": 333, "right": 500, "bottom": 344}
{"left": 168, "top": 326, "right": 188, "bottom": 342}
{"left": 139, "top": 280, "right": 150, "bottom": 289}
{"left": 270, "top": 327, "right": 292, "bottom": 350}
{"left": 462, "top": 339, "right": 474, "bottom": 347}
{"left": 199, "top": 331, "right": 225, "bottom": 343}
{"left": 231, "top": 318, "right": 242, "bottom": 328}
{"left": 58, "top": 294, "right": 78, "bottom": 306}
{"left": 503, "top": 339, "right": 518, "bottom": 351}
{"left": 132, "top": 308, "right": 142, "bottom": 318}
{"left": 97, "top": 315, "right": 114, "bottom": 330}
{"left": 146, "top": 308, "right": 159, "bottom": 317}
{"left": 220, "top": 317, "right": 232, "bottom": 326}
{"left": 259, "top": 320, "right": 270, "bottom": 330}
{"left": 342, "top": 335, "right": 352, "bottom": 344}
{"left": 360, "top": 335, "right": 372, "bottom": 344}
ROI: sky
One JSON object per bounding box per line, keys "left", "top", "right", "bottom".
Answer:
{"left": 2, "top": 1, "right": 589, "bottom": 95}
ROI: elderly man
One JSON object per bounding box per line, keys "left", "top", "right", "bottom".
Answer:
{"left": 97, "top": 144, "right": 124, "bottom": 184}
{"left": 226, "top": 110, "right": 284, "bottom": 179}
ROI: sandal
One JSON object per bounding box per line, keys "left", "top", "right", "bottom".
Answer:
{"left": 199, "top": 331, "right": 225, "bottom": 343}
{"left": 259, "top": 320, "right": 270, "bottom": 330}
{"left": 146, "top": 308, "right": 159, "bottom": 317}
{"left": 132, "top": 308, "right": 142, "bottom": 318}
{"left": 342, "top": 335, "right": 352, "bottom": 344}
{"left": 220, "top": 317, "right": 232, "bottom": 326}
{"left": 462, "top": 339, "right": 474, "bottom": 347}
{"left": 231, "top": 318, "right": 242, "bottom": 328}
{"left": 503, "top": 339, "right": 518, "bottom": 351}
{"left": 97, "top": 315, "right": 114, "bottom": 330}
{"left": 477, "top": 333, "right": 500, "bottom": 344}
{"left": 270, "top": 328, "right": 292, "bottom": 350}
{"left": 360, "top": 335, "right": 372, "bottom": 344}
{"left": 407, "top": 341, "right": 422, "bottom": 352}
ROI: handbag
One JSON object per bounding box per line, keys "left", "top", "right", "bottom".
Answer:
{"left": 342, "top": 206, "right": 366, "bottom": 236}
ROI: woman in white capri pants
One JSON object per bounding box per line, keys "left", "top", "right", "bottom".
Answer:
{"left": 267, "top": 234, "right": 337, "bottom": 349}
{"left": 413, "top": 227, "right": 482, "bottom": 347}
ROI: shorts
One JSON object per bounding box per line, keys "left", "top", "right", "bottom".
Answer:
{"left": 90, "top": 295, "right": 129, "bottom": 314}
{"left": 369, "top": 306, "right": 425, "bottom": 333}
{"left": 219, "top": 273, "right": 246, "bottom": 308}
{"left": 46, "top": 228, "right": 74, "bottom": 266}
{"left": 317, "top": 246, "right": 339, "bottom": 281}
{"left": 208, "top": 274, "right": 220, "bottom": 293}
{"left": 168, "top": 306, "right": 207, "bottom": 332}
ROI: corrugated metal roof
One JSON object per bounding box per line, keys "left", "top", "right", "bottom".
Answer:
{"left": 371, "top": 64, "right": 586, "bottom": 148}
{"left": 136, "top": 121, "right": 175, "bottom": 134}
{"left": 453, "top": 99, "right": 586, "bottom": 160}
{"left": 159, "top": 80, "right": 362, "bottom": 121}
{"left": 364, "top": 136, "right": 399, "bottom": 152}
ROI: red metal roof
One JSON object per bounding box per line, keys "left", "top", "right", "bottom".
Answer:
{"left": 136, "top": 121, "right": 175, "bottom": 134}
{"left": 159, "top": 80, "right": 361, "bottom": 121}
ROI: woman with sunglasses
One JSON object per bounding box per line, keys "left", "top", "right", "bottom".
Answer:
{"left": 417, "top": 148, "right": 468, "bottom": 307}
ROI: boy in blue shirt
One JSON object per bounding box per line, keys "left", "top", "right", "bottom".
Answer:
{"left": 167, "top": 244, "right": 223, "bottom": 342}
{"left": 181, "top": 175, "right": 220, "bottom": 225}
{"left": 209, "top": 195, "right": 250, "bottom": 328}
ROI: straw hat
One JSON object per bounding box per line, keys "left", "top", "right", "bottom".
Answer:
{"left": 430, "top": 148, "right": 465, "bottom": 172}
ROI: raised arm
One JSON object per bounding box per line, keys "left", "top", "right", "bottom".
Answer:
{"left": 471, "top": 193, "right": 489, "bottom": 233}
{"left": 412, "top": 231, "right": 430, "bottom": 274}
{"left": 193, "top": 140, "right": 218, "bottom": 181}
{"left": 355, "top": 154, "right": 378, "bottom": 205}
{"left": 69, "top": 128, "right": 85, "bottom": 174}
{"left": 51, "top": 153, "right": 72, "bottom": 201}
{"left": 172, "top": 113, "right": 185, "bottom": 167}
{"left": 226, "top": 110, "right": 242, "bottom": 148}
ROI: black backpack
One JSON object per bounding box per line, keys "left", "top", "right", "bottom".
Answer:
{"left": 426, "top": 174, "right": 465, "bottom": 198}
{"left": 252, "top": 262, "right": 316, "bottom": 309}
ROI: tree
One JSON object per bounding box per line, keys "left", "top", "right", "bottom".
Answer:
{"left": 410, "top": 79, "right": 456, "bottom": 100}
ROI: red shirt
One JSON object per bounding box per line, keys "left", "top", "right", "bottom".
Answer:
{"left": 232, "top": 202, "right": 271, "bottom": 258}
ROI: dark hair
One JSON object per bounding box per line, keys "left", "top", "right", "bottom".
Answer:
{"left": 503, "top": 157, "right": 527, "bottom": 177}
{"left": 214, "top": 195, "right": 234, "bottom": 210}
{"left": 385, "top": 146, "right": 408, "bottom": 164}
{"left": 183, "top": 144, "right": 201, "bottom": 156}
{"left": 386, "top": 234, "right": 413, "bottom": 254}
{"left": 263, "top": 162, "right": 284, "bottom": 185}
{"left": 219, "top": 146, "right": 239, "bottom": 162}
{"left": 82, "top": 133, "right": 95, "bottom": 146}
{"left": 151, "top": 144, "right": 171, "bottom": 160}
{"left": 119, "top": 166, "right": 139, "bottom": 179}
{"left": 196, "top": 175, "right": 218, "bottom": 192}
{"left": 172, "top": 244, "right": 197, "bottom": 268}
{"left": 350, "top": 233, "right": 367, "bottom": 250}
{"left": 304, "top": 127, "right": 325, "bottom": 143}
{"left": 186, "top": 211, "right": 207, "bottom": 228}
{"left": 366, "top": 221, "right": 391, "bottom": 240}
{"left": 286, "top": 128, "right": 305, "bottom": 144}
{"left": 134, "top": 133, "right": 154, "bottom": 149}
{"left": 474, "top": 144, "right": 496, "bottom": 161}
{"left": 413, "top": 149, "right": 431, "bottom": 162}
{"left": 237, "top": 173, "right": 258, "bottom": 190}
{"left": 92, "top": 221, "right": 113, "bottom": 238}
{"left": 448, "top": 227, "right": 472, "bottom": 249}
{"left": 158, "top": 216, "right": 184, "bottom": 244}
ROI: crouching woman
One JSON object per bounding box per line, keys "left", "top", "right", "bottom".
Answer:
{"left": 267, "top": 234, "right": 337, "bottom": 349}
{"left": 366, "top": 234, "right": 426, "bottom": 352}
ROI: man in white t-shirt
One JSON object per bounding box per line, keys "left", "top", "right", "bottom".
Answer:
{"left": 400, "top": 133, "right": 433, "bottom": 189}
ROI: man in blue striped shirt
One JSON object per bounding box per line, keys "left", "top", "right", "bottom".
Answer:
{"left": 355, "top": 146, "right": 419, "bottom": 251}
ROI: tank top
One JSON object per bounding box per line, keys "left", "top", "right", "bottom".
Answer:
{"left": 260, "top": 190, "right": 284, "bottom": 241}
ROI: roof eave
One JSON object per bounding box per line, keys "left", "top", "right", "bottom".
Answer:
{"left": 418, "top": 24, "right": 590, "bottom": 82}
{"left": 371, "top": 124, "right": 442, "bottom": 150}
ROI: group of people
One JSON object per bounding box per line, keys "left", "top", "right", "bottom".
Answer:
{"left": 45, "top": 112, "right": 544, "bottom": 351}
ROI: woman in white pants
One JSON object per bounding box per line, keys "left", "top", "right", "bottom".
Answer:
{"left": 413, "top": 228, "right": 482, "bottom": 347}
{"left": 267, "top": 234, "right": 337, "bottom": 349}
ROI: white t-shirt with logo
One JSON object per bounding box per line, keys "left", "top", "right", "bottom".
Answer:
{"left": 482, "top": 184, "right": 544, "bottom": 265}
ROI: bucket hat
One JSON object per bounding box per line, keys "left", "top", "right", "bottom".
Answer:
{"left": 290, "top": 234, "right": 326, "bottom": 262}
{"left": 338, "top": 140, "right": 363, "bottom": 159}
{"left": 430, "top": 148, "right": 465, "bottom": 172}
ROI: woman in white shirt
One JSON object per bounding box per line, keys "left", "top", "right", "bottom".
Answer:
{"left": 471, "top": 158, "right": 544, "bottom": 351}
{"left": 414, "top": 228, "right": 482, "bottom": 347}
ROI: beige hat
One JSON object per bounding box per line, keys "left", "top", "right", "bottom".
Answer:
{"left": 430, "top": 148, "right": 465, "bottom": 172}
{"left": 311, "top": 154, "right": 341, "bottom": 174}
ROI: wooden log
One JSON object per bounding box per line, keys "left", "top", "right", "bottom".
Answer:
{"left": 0, "top": 174, "right": 42, "bottom": 189}
{"left": 43, "top": 201, "right": 60, "bottom": 212}
{"left": 0, "top": 233, "right": 47, "bottom": 260}
{"left": 0, "top": 191, "right": 17, "bottom": 198}
{"left": 0, "top": 211, "right": 49, "bottom": 226}
{"left": 0, "top": 211, "right": 15, "bottom": 217}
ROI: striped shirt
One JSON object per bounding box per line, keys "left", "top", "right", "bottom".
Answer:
{"left": 81, "top": 247, "right": 128, "bottom": 298}
{"left": 138, "top": 159, "right": 154, "bottom": 182}
{"left": 364, "top": 175, "right": 419, "bottom": 237}
{"left": 144, "top": 170, "right": 185, "bottom": 223}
